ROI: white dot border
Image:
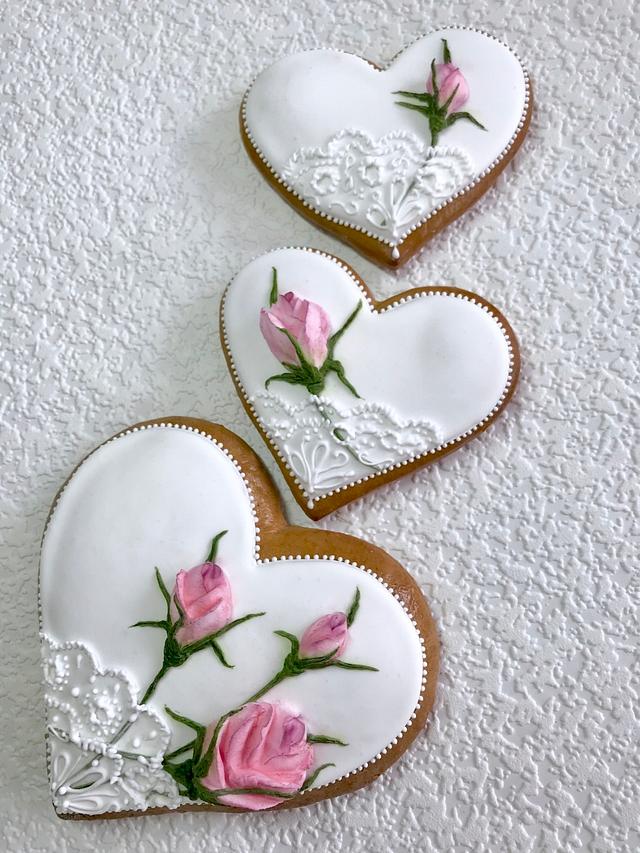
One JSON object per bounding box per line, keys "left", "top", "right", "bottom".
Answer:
{"left": 220, "top": 247, "right": 518, "bottom": 511}
{"left": 40, "top": 421, "right": 431, "bottom": 811}
{"left": 241, "top": 25, "right": 531, "bottom": 257}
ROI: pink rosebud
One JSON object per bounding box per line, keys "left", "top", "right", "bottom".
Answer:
{"left": 169, "top": 562, "right": 233, "bottom": 646}
{"left": 260, "top": 291, "right": 331, "bottom": 368}
{"left": 426, "top": 63, "right": 469, "bottom": 114}
{"left": 299, "top": 612, "right": 349, "bottom": 660}
{"left": 200, "top": 702, "right": 315, "bottom": 810}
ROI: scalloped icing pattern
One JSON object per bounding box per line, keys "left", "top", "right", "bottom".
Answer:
{"left": 39, "top": 423, "right": 427, "bottom": 816}
{"left": 243, "top": 27, "right": 530, "bottom": 250}
{"left": 222, "top": 247, "right": 515, "bottom": 507}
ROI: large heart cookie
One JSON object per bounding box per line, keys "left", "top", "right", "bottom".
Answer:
{"left": 40, "top": 419, "right": 437, "bottom": 819}
{"left": 241, "top": 27, "right": 532, "bottom": 267}
{"left": 221, "top": 248, "right": 519, "bottom": 518}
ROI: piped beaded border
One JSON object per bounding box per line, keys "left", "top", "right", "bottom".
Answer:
{"left": 241, "top": 25, "right": 531, "bottom": 257}
{"left": 40, "top": 421, "right": 428, "bottom": 814}
{"left": 221, "top": 246, "right": 517, "bottom": 510}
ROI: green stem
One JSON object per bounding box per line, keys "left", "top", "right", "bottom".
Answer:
{"left": 243, "top": 669, "right": 289, "bottom": 704}
{"left": 139, "top": 665, "right": 169, "bottom": 706}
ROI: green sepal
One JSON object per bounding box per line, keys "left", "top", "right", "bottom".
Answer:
{"left": 392, "top": 89, "right": 433, "bottom": 103}
{"left": 430, "top": 58, "right": 439, "bottom": 99}
{"left": 181, "top": 612, "right": 266, "bottom": 656}
{"left": 206, "top": 529, "right": 228, "bottom": 562}
{"left": 163, "top": 758, "right": 199, "bottom": 800}
{"left": 327, "top": 301, "right": 362, "bottom": 356}
{"left": 445, "top": 111, "right": 486, "bottom": 131}
{"left": 269, "top": 267, "right": 279, "bottom": 306}
{"left": 325, "top": 358, "right": 360, "bottom": 398}
{"left": 442, "top": 38, "right": 452, "bottom": 64}
{"left": 209, "top": 639, "right": 233, "bottom": 668}
{"left": 129, "top": 619, "right": 168, "bottom": 630}
{"left": 301, "top": 763, "right": 335, "bottom": 791}
{"left": 274, "top": 629, "right": 300, "bottom": 657}
{"left": 331, "top": 660, "right": 378, "bottom": 672}
{"left": 154, "top": 566, "right": 172, "bottom": 611}
{"left": 307, "top": 734, "right": 348, "bottom": 746}
{"left": 346, "top": 587, "right": 360, "bottom": 627}
{"left": 164, "top": 705, "right": 206, "bottom": 735}
{"left": 441, "top": 82, "right": 460, "bottom": 114}
{"left": 164, "top": 739, "right": 196, "bottom": 762}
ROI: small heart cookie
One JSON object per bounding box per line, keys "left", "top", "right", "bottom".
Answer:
{"left": 40, "top": 419, "right": 438, "bottom": 818}
{"left": 241, "top": 27, "right": 532, "bottom": 267}
{"left": 221, "top": 248, "right": 519, "bottom": 518}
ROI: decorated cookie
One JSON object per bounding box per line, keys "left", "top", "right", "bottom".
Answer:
{"left": 221, "top": 248, "right": 519, "bottom": 518}
{"left": 40, "top": 418, "right": 438, "bottom": 818}
{"left": 241, "top": 27, "right": 532, "bottom": 267}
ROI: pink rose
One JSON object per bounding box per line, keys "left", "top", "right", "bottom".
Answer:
{"left": 299, "top": 612, "right": 349, "bottom": 660}
{"left": 169, "top": 562, "right": 233, "bottom": 646}
{"left": 200, "top": 702, "right": 314, "bottom": 810}
{"left": 426, "top": 63, "right": 469, "bottom": 114}
{"left": 260, "top": 292, "right": 331, "bottom": 368}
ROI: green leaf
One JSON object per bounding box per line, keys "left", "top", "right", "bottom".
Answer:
{"left": 442, "top": 38, "right": 452, "bottom": 64}
{"left": 307, "top": 734, "right": 348, "bottom": 746}
{"left": 269, "top": 267, "right": 279, "bottom": 306}
{"left": 154, "top": 567, "right": 172, "bottom": 609}
{"left": 346, "top": 587, "right": 360, "bottom": 627}
{"left": 129, "top": 619, "right": 168, "bottom": 630}
{"left": 164, "top": 706, "right": 206, "bottom": 735}
{"left": 206, "top": 529, "right": 228, "bottom": 563}
{"left": 332, "top": 660, "right": 379, "bottom": 672}
{"left": 210, "top": 640, "right": 233, "bottom": 668}
{"left": 446, "top": 111, "right": 486, "bottom": 131}
{"left": 301, "top": 763, "right": 335, "bottom": 791}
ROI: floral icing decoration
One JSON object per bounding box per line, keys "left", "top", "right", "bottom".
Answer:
{"left": 261, "top": 267, "right": 362, "bottom": 397}
{"left": 131, "top": 530, "right": 265, "bottom": 704}
{"left": 160, "top": 587, "right": 373, "bottom": 811}
{"left": 394, "top": 39, "right": 485, "bottom": 146}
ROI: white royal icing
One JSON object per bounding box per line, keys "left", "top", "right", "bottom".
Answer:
{"left": 40, "top": 425, "right": 426, "bottom": 816}
{"left": 222, "top": 248, "right": 515, "bottom": 507}
{"left": 243, "top": 28, "right": 529, "bottom": 250}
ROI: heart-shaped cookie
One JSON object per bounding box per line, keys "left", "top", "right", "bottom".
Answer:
{"left": 40, "top": 418, "right": 438, "bottom": 819}
{"left": 241, "top": 27, "right": 532, "bottom": 267}
{"left": 221, "top": 248, "right": 519, "bottom": 518}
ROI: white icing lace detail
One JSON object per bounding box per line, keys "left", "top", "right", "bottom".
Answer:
{"left": 251, "top": 391, "right": 442, "bottom": 499}
{"left": 42, "top": 636, "right": 180, "bottom": 815}
{"left": 281, "top": 130, "right": 474, "bottom": 243}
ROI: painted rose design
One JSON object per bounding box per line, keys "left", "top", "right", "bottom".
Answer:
{"left": 260, "top": 267, "right": 361, "bottom": 397}
{"left": 161, "top": 588, "right": 374, "bottom": 810}
{"left": 199, "top": 703, "right": 315, "bottom": 810}
{"left": 132, "top": 530, "right": 264, "bottom": 704}
{"left": 394, "top": 39, "right": 485, "bottom": 146}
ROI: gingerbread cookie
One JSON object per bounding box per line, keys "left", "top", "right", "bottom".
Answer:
{"left": 40, "top": 418, "right": 438, "bottom": 818}
{"left": 241, "top": 27, "right": 532, "bottom": 267}
{"left": 221, "top": 248, "right": 519, "bottom": 519}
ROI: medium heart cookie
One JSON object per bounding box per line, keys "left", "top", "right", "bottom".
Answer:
{"left": 221, "top": 248, "right": 519, "bottom": 518}
{"left": 40, "top": 418, "right": 438, "bottom": 819}
{"left": 241, "top": 27, "right": 532, "bottom": 267}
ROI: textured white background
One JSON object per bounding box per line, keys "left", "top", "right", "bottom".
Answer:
{"left": 1, "top": 1, "right": 638, "bottom": 851}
